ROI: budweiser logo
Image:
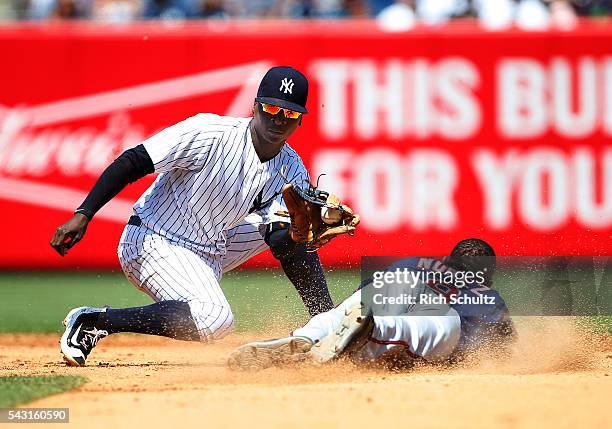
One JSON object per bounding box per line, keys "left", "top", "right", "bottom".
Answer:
{"left": 0, "top": 61, "right": 272, "bottom": 221}
{"left": 0, "top": 109, "right": 145, "bottom": 177}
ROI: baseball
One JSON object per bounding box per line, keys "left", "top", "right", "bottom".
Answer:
{"left": 321, "top": 207, "right": 342, "bottom": 224}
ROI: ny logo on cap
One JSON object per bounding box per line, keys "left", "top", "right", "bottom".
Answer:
{"left": 279, "top": 78, "right": 294, "bottom": 94}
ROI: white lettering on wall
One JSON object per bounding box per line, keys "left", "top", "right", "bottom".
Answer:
{"left": 312, "top": 58, "right": 480, "bottom": 141}
{"left": 498, "top": 59, "right": 547, "bottom": 138}
{"left": 498, "top": 56, "right": 611, "bottom": 138}
{"left": 472, "top": 148, "right": 612, "bottom": 231}
{"left": 312, "top": 149, "right": 458, "bottom": 231}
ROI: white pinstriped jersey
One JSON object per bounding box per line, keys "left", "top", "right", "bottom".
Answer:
{"left": 134, "top": 113, "right": 309, "bottom": 256}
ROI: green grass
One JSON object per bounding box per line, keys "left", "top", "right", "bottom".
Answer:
{"left": 0, "top": 270, "right": 358, "bottom": 333}
{"left": 0, "top": 376, "right": 87, "bottom": 407}
{"left": 0, "top": 268, "right": 609, "bottom": 333}
{"left": 585, "top": 316, "right": 612, "bottom": 334}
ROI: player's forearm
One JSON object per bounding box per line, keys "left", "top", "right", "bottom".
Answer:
{"left": 75, "top": 144, "right": 154, "bottom": 220}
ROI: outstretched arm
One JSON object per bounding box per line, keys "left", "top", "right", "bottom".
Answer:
{"left": 50, "top": 144, "right": 154, "bottom": 256}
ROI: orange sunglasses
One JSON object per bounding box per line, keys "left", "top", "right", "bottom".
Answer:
{"left": 260, "top": 103, "right": 302, "bottom": 119}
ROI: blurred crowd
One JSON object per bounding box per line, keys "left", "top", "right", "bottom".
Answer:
{"left": 0, "top": 0, "right": 610, "bottom": 25}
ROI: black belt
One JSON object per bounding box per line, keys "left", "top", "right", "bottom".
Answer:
{"left": 128, "top": 215, "right": 142, "bottom": 226}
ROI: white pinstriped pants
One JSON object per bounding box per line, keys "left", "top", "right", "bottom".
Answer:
{"left": 117, "top": 215, "right": 269, "bottom": 342}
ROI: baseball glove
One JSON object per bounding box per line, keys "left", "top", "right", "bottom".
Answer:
{"left": 276, "top": 181, "right": 360, "bottom": 251}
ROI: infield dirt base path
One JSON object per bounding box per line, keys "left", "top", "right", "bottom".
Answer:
{"left": 1, "top": 320, "right": 611, "bottom": 429}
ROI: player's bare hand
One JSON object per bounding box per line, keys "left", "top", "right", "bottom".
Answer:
{"left": 50, "top": 213, "right": 89, "bottom": 256}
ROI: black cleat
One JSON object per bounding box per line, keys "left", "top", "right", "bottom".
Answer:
{"left": 60, "top": 307, "right": 108, "bottom": 367}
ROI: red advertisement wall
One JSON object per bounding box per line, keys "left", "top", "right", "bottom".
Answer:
{"left": 0, "top": 21, "right": 610, "bottom": 269}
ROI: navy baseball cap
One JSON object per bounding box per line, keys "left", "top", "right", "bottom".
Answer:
{"left": 255, "top": 66, "right": 308, "bottom": 114}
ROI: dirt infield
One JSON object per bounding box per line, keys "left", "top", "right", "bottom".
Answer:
{"left": 1, "top": 320, "right": 611, "bottom": 429}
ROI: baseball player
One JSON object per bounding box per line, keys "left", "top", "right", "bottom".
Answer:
{"left": 228, "top": 238, "right": 516, "bottom": 370}
{"left": 50, "top": 66, "right": 342, "bottom": 366}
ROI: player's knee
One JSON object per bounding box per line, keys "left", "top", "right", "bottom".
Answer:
{"left": 188, "top": 300, "right": 235, "bottom": 342}
{"left": 211, "top": 306, "right": 235, "bottom": 340}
